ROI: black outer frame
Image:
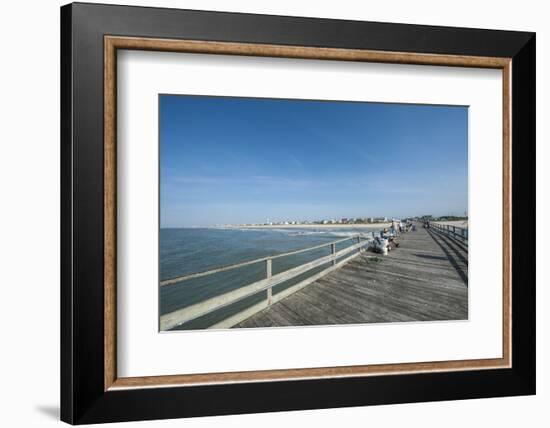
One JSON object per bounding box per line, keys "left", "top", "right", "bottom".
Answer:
{"left": 60, "top": 2, "right": 535, "bottom": 424}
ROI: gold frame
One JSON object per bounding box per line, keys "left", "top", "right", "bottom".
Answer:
{"left": 104, "top": 36, "right": 512, "bottom": 391}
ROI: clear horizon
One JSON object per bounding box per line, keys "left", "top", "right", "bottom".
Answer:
{"left": 160, "top": 95, "right": 468, "bottom": 228}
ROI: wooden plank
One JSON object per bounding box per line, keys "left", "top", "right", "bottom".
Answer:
{"left": 298, "top": 285, "right": 372, "bottom": 323}
{"left": 334, "top": 281, "right": 464, "bottom": 321}
{"left": 340, "top": 264, "right": 467, "bottom": 293}
{"left": 260, "top": 306, "right": 298, "bottom": 327}
{"left": 208, "top": 299, "right": 268, "bottom": 330}
{"left": 335, "top": 266, "right": 468, "bottom": 318}
{"left": 340, "top": 262, "right": 468, "bottom": 302}
{"left": 237, "top": 310, "right": 275, "bottom": 329}
{"left": 308, "top": 278, "right": 417, "bottom": 323}
{"left": 275, "top": 296, "right": 347, "bottom": 325}
{"left": 228, "top": 251, "right": 364, "bottom": 328}
{"left": 318, "top": 275, "right": 451, "bottom": 321}
{"left": 272, "top": 301, "right": 311, "bottom": 326}
{"left": 385, "top": 257, "right": 464, "bottom": 272}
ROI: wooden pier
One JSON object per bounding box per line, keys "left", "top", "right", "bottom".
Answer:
{"left": 235, "top": 224, "right": 468, "bottom": 328}
{"left": 160, "top": 222, "right": 468, "bottom": 330}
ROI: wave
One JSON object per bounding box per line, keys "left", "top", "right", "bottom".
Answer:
{"left": 327, "top": 230, "right": 379, "bottom": 239}
{"left": 287, "top": 230, "right": 330, "bottom": 236}
{"left": 229, "top": 227, "right": 331, "bottom": 236}
{"left": 218, "top": 226, "right": 382, "bottom": 240}
{"left": 288, "top": 229, "right": 381, "bottom": 239}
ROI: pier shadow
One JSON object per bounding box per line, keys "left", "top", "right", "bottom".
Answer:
{"left": 426, "top": 228, "right": 468, "bottom": 286}
{"left": 413, "top": 254, "right": 448, "bottom": 261}
{"left": 432, "top": 229, "right": 469, "bottom": 253}
{"left": 430, "top": 229, "right": 469, "bottom": 266}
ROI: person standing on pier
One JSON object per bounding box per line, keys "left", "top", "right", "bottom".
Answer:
{"left": 391, "top": 219, "right": 400, "bottom": 236}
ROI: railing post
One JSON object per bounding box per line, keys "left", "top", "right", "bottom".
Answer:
{"left": 357, "top": 236, "right": 361, "bottom": 252}
{"left": 266, "top": 258, "right": 272, "bottom": 305}
{"left": 331, "top": 243, "right": 336, "bottom": 265}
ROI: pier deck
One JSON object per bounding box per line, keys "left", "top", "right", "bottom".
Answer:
{"left": 235, "top": 225, "right": 468, "bottom": 328}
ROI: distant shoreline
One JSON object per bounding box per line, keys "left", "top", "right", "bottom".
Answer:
{"left": 214, "top": 223, "right": 392, "bottom": 229}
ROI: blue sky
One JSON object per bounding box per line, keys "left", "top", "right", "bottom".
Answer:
{"left": 160, "top": 95, "right": 468, "bottom": 227}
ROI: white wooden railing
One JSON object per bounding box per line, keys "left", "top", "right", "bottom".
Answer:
{"left": 430, "top": 222, "right": 468, "bottom": 244}
{"left": 160, "top": 235, "right": 371, "bottom": 330}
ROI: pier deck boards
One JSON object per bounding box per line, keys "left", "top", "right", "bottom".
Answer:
{"left": 235, "top": 225, "right": 468, "bottom": 328}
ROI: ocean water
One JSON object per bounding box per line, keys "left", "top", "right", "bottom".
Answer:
{"left": 160, "top": 226, "right": 384, "bottom": 330}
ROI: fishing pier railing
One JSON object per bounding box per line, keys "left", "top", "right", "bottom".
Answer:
{"left": 430, "top": 222, "right": 469, "bottom": 244}
{"left": 160, "top": 235, "right": 371, "bottom": 330}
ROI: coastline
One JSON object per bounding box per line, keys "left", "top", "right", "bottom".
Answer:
{"left": 214, "top": 223, "right": 392, "bottom": 230}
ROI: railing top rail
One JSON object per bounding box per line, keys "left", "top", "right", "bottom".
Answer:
{"left": 160, "top": 233, "right": 365, "bottom": 287}
{"left": 431, "top": 222, "right": 468, "bottom": 232}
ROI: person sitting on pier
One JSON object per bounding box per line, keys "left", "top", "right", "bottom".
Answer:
{"left": 381, "top": 228, "right": 399, "bottom": 249}
{"left": 372, "top": 236, "right": 389, "bottom": 255}
{"left": 389, "top": 237, "right": 399, "bottom": 250}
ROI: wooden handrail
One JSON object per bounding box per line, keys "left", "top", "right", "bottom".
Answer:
{"left": 160, "top": 234, "right": 363, "bottom": 287}
{"left": 430, "top": 222, "right": 468, "bottom": 243}
{"left": 160, "top": 235, "right": 370, "bottom": 330}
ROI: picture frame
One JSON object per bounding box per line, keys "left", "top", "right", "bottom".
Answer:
{"left": 61, "top": 2, "right": 535, "bottom": 424}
